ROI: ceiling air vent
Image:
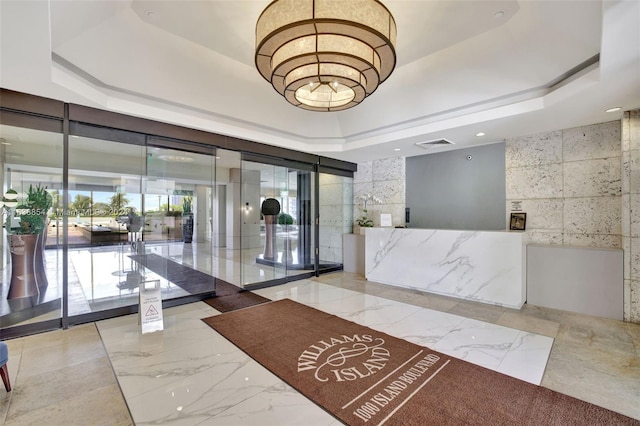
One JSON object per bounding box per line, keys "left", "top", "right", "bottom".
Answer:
{"left": 415, "top": 138, "right": 455, "bottom": 149}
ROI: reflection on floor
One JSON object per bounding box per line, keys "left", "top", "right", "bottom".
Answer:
{"left": 1, "top": 241, "right": 315, "bottom": 327}
{"left": 2, "top": 272, "right": 639, "bottom": 425}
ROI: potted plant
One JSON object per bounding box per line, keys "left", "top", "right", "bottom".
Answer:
{"left": 354, "top": 194, "right": 381, "bottom": 235}
{"left": 4, "top": 185, "right": 52, "bottom": 299}
{"left": 277, "top": 212, "right": 294, "bottom": 226}
{"left": 182, "top": 196, "right": 194, "bottom": 243}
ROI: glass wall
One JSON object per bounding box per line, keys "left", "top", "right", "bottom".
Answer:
{"left": 67, "top": 134, "right": 146, "bottom": 315}
{"left": 319, "top": 173, "right": 354, "bottom": 272}
{"left": 142, "top": 141, "right": 217, "bottom": 296}
{"left": 65, "top": 133, "right": 222, "bottom": 319}
{"left": 0, "top": 92, "right": 355, "bottom": 337}
{"left": 241, "top": 158, "right": 317, "bottom": 286}
{"left": 0, "top": 124, "right": 63, "bottom": 329}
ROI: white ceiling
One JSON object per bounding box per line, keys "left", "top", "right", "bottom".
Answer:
{"left": 1, "top": 0, "right": 639, "bottom": 164}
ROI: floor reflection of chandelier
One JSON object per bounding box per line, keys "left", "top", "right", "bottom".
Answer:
{"left": 255, "top": 0, "right": 397, "bottom": 112}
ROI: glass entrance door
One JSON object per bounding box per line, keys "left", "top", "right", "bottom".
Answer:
{"left": 143, "top": 140, "right": 217, "bottom": 292}
{"left": 240, "top": 159, "right": 316, "bottom": 286}
{"left": 0, "top": 124, "right": 63, "bottom": 331}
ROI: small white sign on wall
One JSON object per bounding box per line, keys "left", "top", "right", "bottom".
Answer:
{"left": 139, "top": 279, "right": 164, "bottom": 334}
{"left": 380, "top": 213, "right": 392, "bottom": 227}
{"left": 511, "top": 201, "right": 523, "bottom": 211}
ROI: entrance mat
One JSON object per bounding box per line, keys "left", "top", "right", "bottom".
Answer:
{"left": 203, "top": 287, "right": 271, "bottom": 313}
{"left": 202, "top": 299, "right": 638, "bottom": 426}
{"left": 129, "top": 254, "right": 217, "bottom": 295}
{"left": 130, "top": 253, "right": 270, "bottom": 312}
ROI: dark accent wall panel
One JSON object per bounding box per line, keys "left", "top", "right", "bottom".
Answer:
{"left": 68, "top": 104, "right": 225, "bottom": 146}
{"left": 0, "top": 88, "right": 64, "bottom": 118}
{"left": 0, "top": 110, "right": 63, "bottom": 133}
{"left": 2, "top": 88, "right": 356, "bottom": 175}
{"left": 406, "top": 142, "right": 506, "bottom": 230}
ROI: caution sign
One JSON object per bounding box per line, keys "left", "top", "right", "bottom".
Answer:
{"left": 139, "top": 279, "right": 164, "bottom": 333}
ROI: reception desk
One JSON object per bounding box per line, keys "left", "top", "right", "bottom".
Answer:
{"left": 365, "top": 228, "right": 526, "bottom": 308}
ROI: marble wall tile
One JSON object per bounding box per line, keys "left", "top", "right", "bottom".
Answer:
{"left": 624, "top": 279, "right": 631, "bottom": 322}
{"left": 622, "top": 112, "right": 630, "bottom": 152}
{"left": 631, "top": 237, "right": 640, "bottom": 281}
{"left": 373, "top": 179, "right": 405, "bottom": 205}
{"left": 505, "top": 131, "right": 562, "bottom": 167}
{"left": 364, "top": 204, "right": 407, "bottom": 227}
{"left": 387, "top": 204, "right": 408, "bottom": 227}
{"left": 353, "top": 161, "right": 372, "bottom": 183}
{"left": 353, "top": 181, "right": 373, "bottom": 201}
{"left": 525, "top": 231, "right": 564, "bottom": 245}
{"left": 563, "top": 157, "right": 621, "bottom": 197}
{"left": 630, "top": 110, "right": 640, "bottom": 151}
{"left": 631, "top": 194, "right": 640, "bottom": 237}
{"left": 623, "top": 236, "right": 631, "bottom": 280}
{"left": 562, "top": 233, "right": 621, "bottom": 249}
{"left": 622, "top": 151, "right": 630, "bottom": 194}
{"left": 372, "top": 157, "right": 405, "bottom": 182}
{"left": 563, "top": 121, "right": 621, "bottom": 162}
{"left": 564, "top": 196, "right": 621, "bottom": 234}
{"left": 631, "top": 278, "right": 640, "bottom": 322}
{"left": 622, "top": 194, "right": 631, "bottom": 236}
{"left": 353, "top": 156, "right": 405, "bottom": 226}
{"left": 506, "top": 163, "right": 563, "bottom": 199}
{"left": 506, "top": 199, "right": 563, "bottom": 231}
{"left": 628, "top": 150, "right": 640, "bottom": 193}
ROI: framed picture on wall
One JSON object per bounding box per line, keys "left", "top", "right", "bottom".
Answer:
{"left": 510, "top": 212, "right": 527, "bottom": 231}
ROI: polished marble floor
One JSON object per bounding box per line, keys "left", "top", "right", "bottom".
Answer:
{"left": 0, "top": 241, "right": 314, "bottom": 327}
{"left": 1, "top": 271, "right": 639, "bottom": 425}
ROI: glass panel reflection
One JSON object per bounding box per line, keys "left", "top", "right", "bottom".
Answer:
{"left": 68, "top": 136, "right": 146, "bottom": 315}
{"left": 319, "top": 173, "right": 353, "bottom": 271}
{"left": 0, "top": 124, "right": 63, "bottom": 329}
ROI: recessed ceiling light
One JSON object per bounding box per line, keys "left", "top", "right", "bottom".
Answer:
{"left": 605, "top": 107, "right": 622, "bottom": 113}
{"left": 476, "top": 132, "right": 485, "bottom": 137}
{"left": 394, "top": 148, "right": 401, "bottom": 151}
{"left": 494, "top": 11, "right": 505, "bottom": 19}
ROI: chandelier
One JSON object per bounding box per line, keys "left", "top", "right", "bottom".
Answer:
{"left": 255, "top": 0, "right": 397, "bottom": 112}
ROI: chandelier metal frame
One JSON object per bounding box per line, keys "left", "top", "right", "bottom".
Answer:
{"left": 255, "top": 0, "right": 397, "bottom": 112}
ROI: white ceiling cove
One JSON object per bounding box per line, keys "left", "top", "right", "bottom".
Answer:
{"left": 1, "top": 0, "right": 639, "bottom": 163}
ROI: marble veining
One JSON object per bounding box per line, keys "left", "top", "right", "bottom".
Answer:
{"left": 365, "top": 228, "right": 526, "bottom": 308}
{"left": 9, "top": 273, "right": 640, "bottom": 424}
{"left": 92, "top": 281, "right": 553, "bottom": 425}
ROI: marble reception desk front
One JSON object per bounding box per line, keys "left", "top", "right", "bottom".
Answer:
{"left": 365, "top": 228, "right": 526, "bottom": 308}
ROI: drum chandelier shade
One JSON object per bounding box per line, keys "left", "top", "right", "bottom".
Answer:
{"left": 255, "top": 0, "right": 397, "bottom": 112}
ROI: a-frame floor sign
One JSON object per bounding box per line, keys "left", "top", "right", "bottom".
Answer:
{"left": 139, "top": 279, "right": 164, "bottom": 333}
